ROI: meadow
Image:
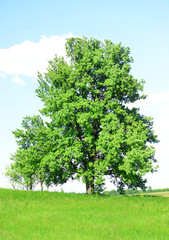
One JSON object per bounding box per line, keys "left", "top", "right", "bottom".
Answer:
{"left": 0, "top": 188, "right": 169, "bottom": 240}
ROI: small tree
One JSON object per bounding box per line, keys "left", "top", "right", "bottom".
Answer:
{"left": 9, "top": 149, "right": 37, "bottom": 190}
{"left": 35, "top": 37, "right": 158, "bottom": 194}
{"left": 5, "top": 162, "right": 23, "bottom": 189}
{"left": 6, "top": 115, "right": 52, "bottom": 190}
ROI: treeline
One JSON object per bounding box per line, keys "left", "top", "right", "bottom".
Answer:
{"left": 104, "top": 187, "right": 169, "bottom": 196}
{"left": 147, "top": 188, "right": 169, "bottom": 193}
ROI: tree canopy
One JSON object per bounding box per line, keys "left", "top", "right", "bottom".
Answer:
{"left": 6, "top": 37, "right": 159, "bottom": 194}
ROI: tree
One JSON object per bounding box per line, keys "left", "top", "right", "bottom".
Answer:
{"left": 35, "top": 37, "right": 158, "bottom": 194}
{"left": 6, "top": 115, "right": 52, "bottom": 191}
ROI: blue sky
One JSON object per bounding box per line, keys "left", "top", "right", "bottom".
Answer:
{"left": 0, "top": 0, "right": 169, "bottom": 192}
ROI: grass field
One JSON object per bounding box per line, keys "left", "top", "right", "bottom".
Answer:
{"left": 0, "top": 188, "right": 169, "bottom": 240}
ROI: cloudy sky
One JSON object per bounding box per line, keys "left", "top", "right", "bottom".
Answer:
{"left": 0, "top": 0, "right": 169, "bottom": 192}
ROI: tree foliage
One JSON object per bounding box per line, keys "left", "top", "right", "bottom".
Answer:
{"left": 6, "top": 37, "right": 159, "bottom": 193}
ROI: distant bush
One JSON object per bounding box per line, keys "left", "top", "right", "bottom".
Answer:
{"left": 104, "top": 190, "right": 120, "bottom": 196}
{"left": 104, "top": 188, "right": 141, "bottom": 196}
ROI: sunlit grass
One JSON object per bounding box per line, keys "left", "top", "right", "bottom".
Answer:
{"left": 0, "top": 188, "right": 169, "bottom": 240}
{"left": 141, "top": 191, "right": 169, "bottom": 197}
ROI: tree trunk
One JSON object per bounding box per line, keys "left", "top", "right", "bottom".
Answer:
{"left": 40, "top": 180, "right": 43, "bottom": 192}
{"left": 86, "top": 182, "right": 94, "bottom": 194}
{"left": 29, "top": 175, "right": 33, "bottom": 190}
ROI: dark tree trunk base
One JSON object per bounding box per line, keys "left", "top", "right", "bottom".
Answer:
{"left": 86, "top": 183, "right": 94, "bottom": 194}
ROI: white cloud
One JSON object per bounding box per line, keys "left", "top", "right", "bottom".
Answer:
{"left": 134, "top": 91, "right": 169, "bottom": 189}
{"left": 129, "top": 90, "right": 169, "bottom": 110}
{"left": 0, "top": 33, "right": 75, "bottom": 78}
{"left": 12, "top": 76, "right": 26, "bottom": 86}
{"left": 135, "top": 91, "right": 169, "bottom": 140}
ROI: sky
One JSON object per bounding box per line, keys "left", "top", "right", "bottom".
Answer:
{"left": 0, "top": 0, "right": 169, "bottom": 192}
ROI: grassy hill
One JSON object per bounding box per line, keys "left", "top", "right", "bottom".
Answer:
{"left": 0, "top": 188, "right": 169, "bottom": 240}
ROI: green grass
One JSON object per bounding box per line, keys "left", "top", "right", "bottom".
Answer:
{"left": 0, "top": 188, "right": 169, "bottom": 240}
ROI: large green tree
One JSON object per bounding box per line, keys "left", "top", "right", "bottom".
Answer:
{"left": 35, "top": 37, "right": 158, "bottom": 194}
